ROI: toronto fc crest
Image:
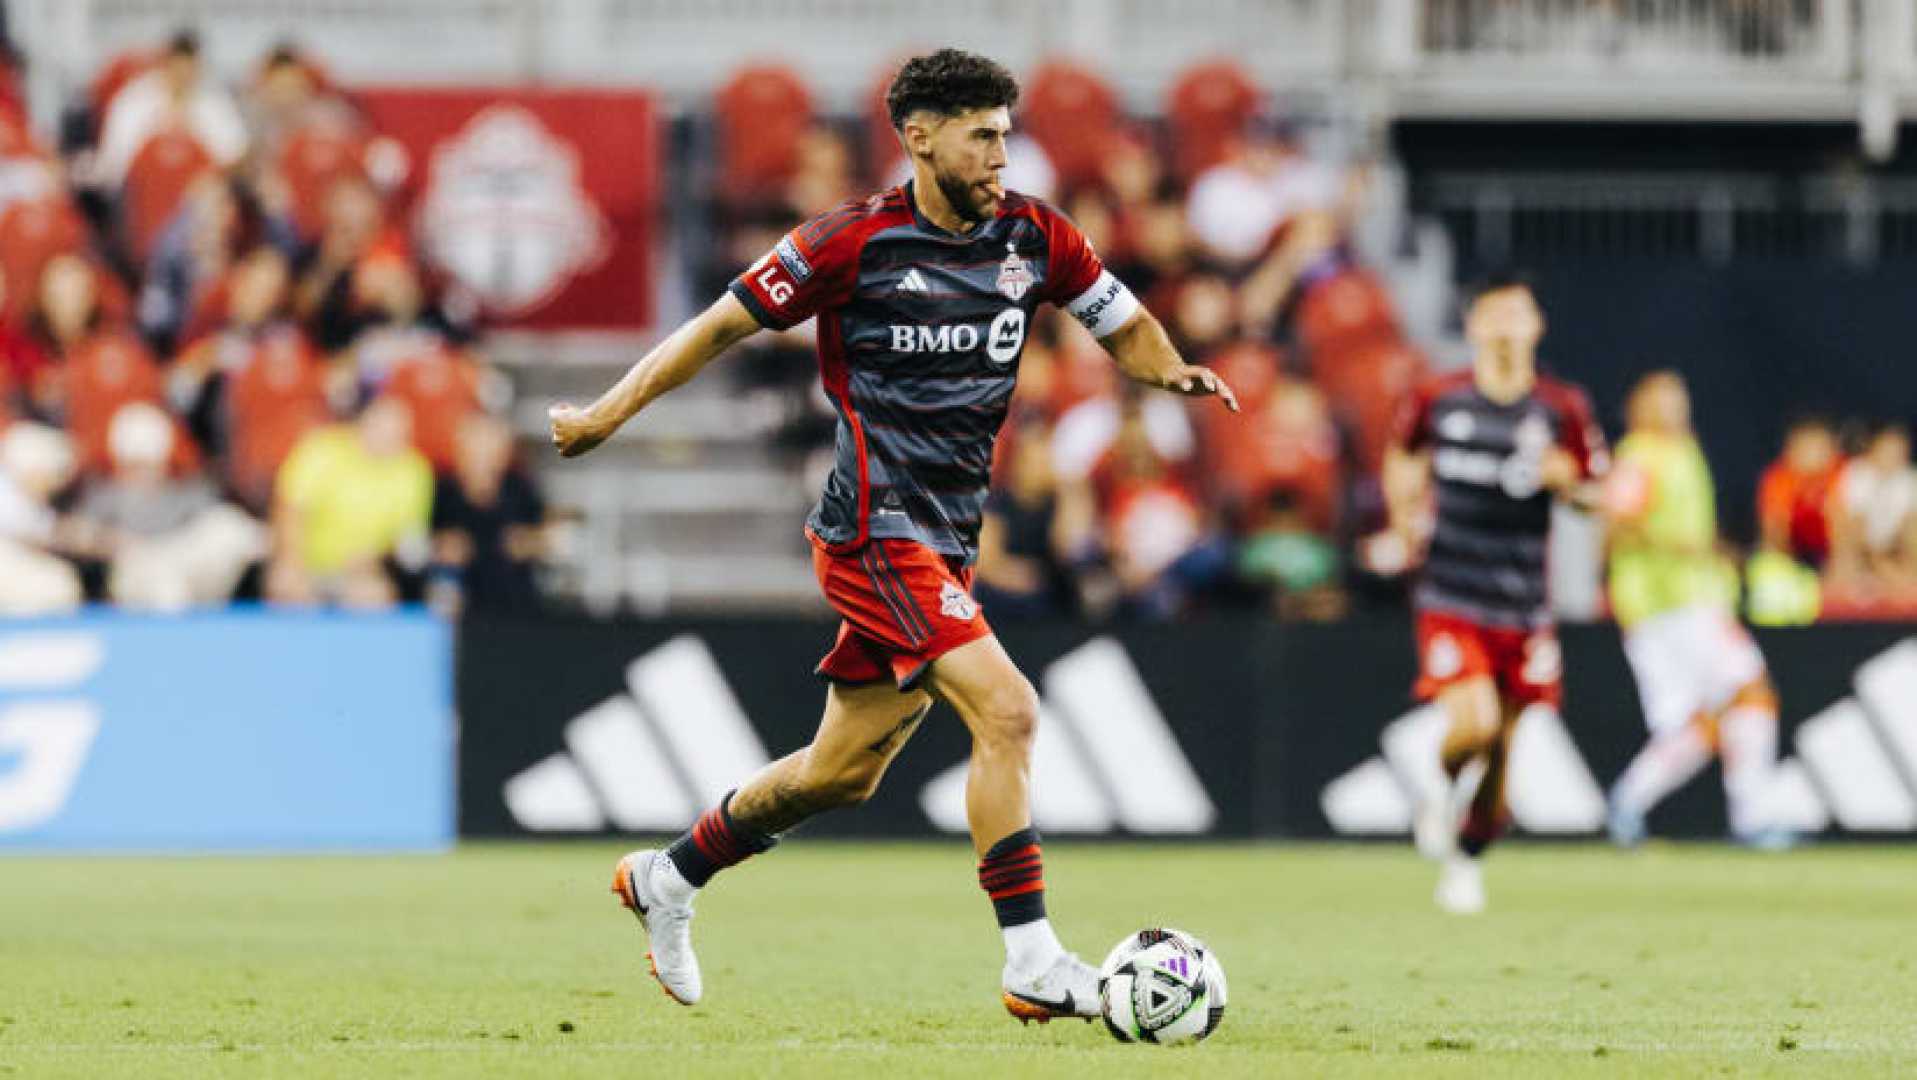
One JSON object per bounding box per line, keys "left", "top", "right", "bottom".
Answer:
{"left": 418, "top": 104, "right": 610, "bottom": 315}
{"left": 996, "top": 241, "right": 1034, "bottom": 301}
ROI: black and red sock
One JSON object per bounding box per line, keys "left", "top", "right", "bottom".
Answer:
{"left": 665, "top": 792, "right": 777, "bottom": 888}
{"left": 977, "top": 827, "right": 1047, "bottom": 927}
{"left": 1459, "top": 806, "right": 1511, "bottom": 858}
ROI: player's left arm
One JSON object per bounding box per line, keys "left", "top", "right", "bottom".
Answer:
{"left": 1040, "top": 201, "right": 1236, "bottom": 411}
{"left": 1098, "top": 309, "right": 1237, "bottom": 411}
{"left": 1543, "top": 383, "right": 1609, "bottom": 513}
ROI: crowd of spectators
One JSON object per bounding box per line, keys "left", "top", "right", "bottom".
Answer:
{"left": 0, "top": 31, "right": 1904, "bottom": 625}
{"left": 1752, "top": 417, "right": 1917, "bottom": 623}
{"left": 0, "top": 30, "right": 547, "bottom": 616}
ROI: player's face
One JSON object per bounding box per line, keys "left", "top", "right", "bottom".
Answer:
{"left": 1465, "top": 287, "right": 1544, "bottom": 398}
{"left": 1631, "top": 375, "right": 1690, "bottom": 435}
{"left": 915, "top": 106, "right": 1011, "bottom": 224}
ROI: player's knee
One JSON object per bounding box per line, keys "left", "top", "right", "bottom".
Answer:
{"left": 973, "top": 678, "right": 1039, "bottom": 755}
{"left": 799, "top": 752, "right": 885, "bottom": 810}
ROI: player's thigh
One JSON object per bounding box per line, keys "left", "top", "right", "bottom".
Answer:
{"left": 804, "top": 679, "right": 934, "bottom": 782}
{"left": 1435, "top": 675, "right": 1501, "bottom": 739}
{"left": 1625, "top": 612, "right": 1707, "bottom": 734}
{"left": 923, "top": 633, "right": 1038, "bottom": 746}
{"left": 1682, "top": 605, "right": 1770, "bottom": 712}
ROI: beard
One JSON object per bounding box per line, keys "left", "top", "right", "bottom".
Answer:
{"left": 934, "top": 165, "right": 991, "bottom": 225}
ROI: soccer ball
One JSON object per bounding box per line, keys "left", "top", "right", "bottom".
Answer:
{"left": 1097, "top": 928, "right": 1228, "bottom": 1045}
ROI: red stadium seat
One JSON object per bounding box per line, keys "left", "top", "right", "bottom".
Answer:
{"left": 1165, "top": 60, "right": 1261, "bottom": 185}
{"left": 1294, "top": 267, "right": 1400, "bottom": 356}
{"left": 1312, "top": 333, "right": 1428, "bottom": 477}
{"left": 714, "top": 64, "right": 815, "bottom": 205}
{"left": 1021, "top": 59, "right": 1121, "bottom": 192}
{"left": 0, "top": 197, "right": 89, "bottom": 325}
{"left": 0, "top": 111, "right": 46, "bottom": 162}
{"left": 382, "top": 348, "right": 482, "bottom": 471}
{"left": 865, "top": 60, "right": 909, "bottom": 186}
{"left": 0, "top": 54, "right": 27, "bottom": 135}
{"left": 121, "top": 128, "right": 215, "bottom": 263}
{"left": 224, "top": 328, "right": 330, "bottom": 507}
{"left": 1205, "top": 340, "right": 1282, "bottom": 415}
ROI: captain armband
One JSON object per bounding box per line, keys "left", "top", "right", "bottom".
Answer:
{"left": 1064, "top": 271, "right": 1139, "bottom": 339}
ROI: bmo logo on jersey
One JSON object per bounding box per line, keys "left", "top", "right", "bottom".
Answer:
{"left": 889, "top": 309, "right": 1027, "bottom": 365}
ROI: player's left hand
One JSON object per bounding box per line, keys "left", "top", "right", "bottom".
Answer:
{"left": 1168, "top": 365, "right": 1239, "bottom": 412}
{"left": 1541, "top": 447, "right": 1581, "bottom": 494}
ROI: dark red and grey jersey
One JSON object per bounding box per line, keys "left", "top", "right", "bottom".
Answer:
{"left": 1394, "top": 369, "right": 1608, "bottom": 630}
{"left": 730, "top": 182, "right": 1136, "bottom": 562}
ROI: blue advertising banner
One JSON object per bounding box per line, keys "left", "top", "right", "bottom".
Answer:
{"left": 0, "top": 610, "right": 453, "bottom": 852}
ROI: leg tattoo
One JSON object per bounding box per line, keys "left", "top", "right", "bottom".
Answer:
{"left": 728, "top": 754, "right": 836, "bottom": 835}
{"left": 866, "top": 702, "right": 931, "bottom": 756}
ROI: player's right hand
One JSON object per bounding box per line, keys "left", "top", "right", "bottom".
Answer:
{"left": 549, "top": 402, "right": 616, "bottom": 458}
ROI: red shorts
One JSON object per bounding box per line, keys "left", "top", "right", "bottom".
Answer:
{"left": 1413, "top": 610, "right": 1562, "bottom": 708}
{"left": 812, "top": 539, "right": 992, "bottom": 690}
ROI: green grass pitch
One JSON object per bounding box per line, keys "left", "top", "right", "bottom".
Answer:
{"left": 2, "top": 842, "right": 1914, "bottom": 1077}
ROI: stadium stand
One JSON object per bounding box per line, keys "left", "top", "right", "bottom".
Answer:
{"left": 0, "top": 1, "right": 1912, "bottom": 619}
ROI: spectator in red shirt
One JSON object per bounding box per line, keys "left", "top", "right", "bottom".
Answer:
{"left": 24, "top": 254, "right": 173, "bottom": 476}
{"left": 1757, "top": 417, "right": 1842, "bottom": 567}
{"left": 173, "top": 245, "right": 332, "bottom": 509}
{"left": 1083, "top": 390, "right": 1230, "bottom": 620}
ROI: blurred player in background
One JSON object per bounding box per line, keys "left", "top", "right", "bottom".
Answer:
{"left": 1382, "top": 274, "right": 1606, "bottom": 914}
{"left": 549, "top": 49, "right": 1235, "bottom": 1019}
{"left": 1602, "top": 371, "right": 1788, "bottom": 848}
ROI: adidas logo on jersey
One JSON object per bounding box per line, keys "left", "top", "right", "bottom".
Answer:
{"left": 896, "top": 269, "right": 930, "bottom": 294}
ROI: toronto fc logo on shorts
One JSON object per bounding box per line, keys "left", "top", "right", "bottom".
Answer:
{"left": 418, "top": 105, "right": 611, "bottom": 315}
{"left": 939, "top": 581, "right": 979, "bottom": 622}
{"left": 996, "top": 241, "right": 1034, "bottom": 301}
{"left": 1426, "top": 633, "right": 1463, "bottom": 679}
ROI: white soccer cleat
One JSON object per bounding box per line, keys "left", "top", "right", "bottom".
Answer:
{"left": 611, "top": 849, "right": 702, "bottom": 1006}
{"left": 1002, "top": 951, "right": 1101, "bottom": 1024}
{"left": 1414, "top": 794, "right": 1461, "bottom": 861}
{"left": 1434, "top": 853, "right": 1486, "bottom": 915}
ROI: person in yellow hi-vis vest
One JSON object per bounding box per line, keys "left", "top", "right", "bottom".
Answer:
{"left": 1602, "top": 372, "right": 1791, "bottom": 849}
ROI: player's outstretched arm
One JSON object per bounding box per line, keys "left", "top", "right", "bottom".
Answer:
{"left": 1098, "top": 309, "right": 1238, "bottom": 412}
{"left": 549, "top": 293, "right": 762, "bottom": 458}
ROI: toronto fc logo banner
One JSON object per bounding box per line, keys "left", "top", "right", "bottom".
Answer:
{"left": 357, "top": 88, "right": 661, "bottom": 330}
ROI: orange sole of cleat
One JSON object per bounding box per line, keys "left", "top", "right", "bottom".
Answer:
{"left": 615, "top": 859, "right": 693, "bottom": 1007}
{"left": 1002, "top": 992, "right": 1090, "bottom": 1025}
{"left": 646, "top": 951, "right": 693, "bottom": 1007}
{"left": 611, "top": 860, "right": 637, "bottom": 909}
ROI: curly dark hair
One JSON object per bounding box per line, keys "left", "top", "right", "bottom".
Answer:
{"left": 885, "top": 49, "right": 1020, "bottom": 129}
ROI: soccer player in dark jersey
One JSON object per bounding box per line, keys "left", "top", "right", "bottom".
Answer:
{"left": 548, "top": 50, "right": 1236, "bottom": 1019}
{"left": 1381, "top": 274, "right": 1607, "bottom": 914}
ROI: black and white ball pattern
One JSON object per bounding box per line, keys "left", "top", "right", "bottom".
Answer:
{"left": 1097, "top": 928, "right": 1228, "bottom": 1045}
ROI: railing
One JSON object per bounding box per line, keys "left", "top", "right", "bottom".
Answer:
{"left": 1412, "top": 0, "right": 1848, "bottom": 75}
{"left": 1421, "top": 171, "right": 1917, "bottom": 265}
{"left": 18, "top": 0, "right": 1915, "bottom": 118}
